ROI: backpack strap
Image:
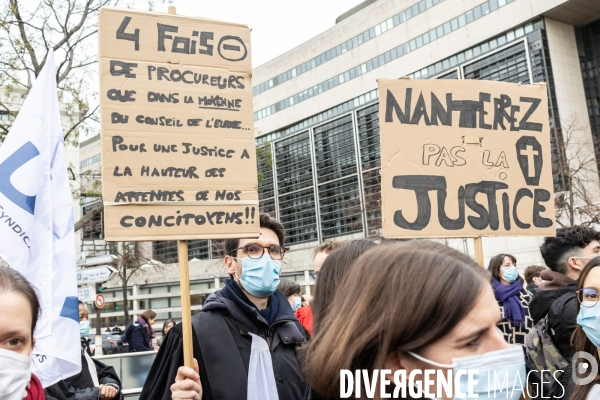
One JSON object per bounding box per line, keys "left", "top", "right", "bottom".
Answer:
{"left": 192, "top": 310, "right": 248, "bottom": 400}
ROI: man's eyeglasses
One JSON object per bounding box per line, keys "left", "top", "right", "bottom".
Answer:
{"left": 229, "top": 244, "right": 288, "bottom": 260}
{"left": 310, "top": 271, "right": 318, "bottom": 279}
{"left": 577, "top": 287, "right": 600, "bottom": 307}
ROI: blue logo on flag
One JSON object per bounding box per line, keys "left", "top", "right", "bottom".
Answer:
{"left": 59, "top": 296, "right": 79, "bottom": 323}
{"left": 0, "top": 141, "right": 39, "bottom": 214}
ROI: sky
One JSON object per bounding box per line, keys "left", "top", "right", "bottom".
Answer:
{"left": 168, "top": 0, "right": 367, "bottom": 68}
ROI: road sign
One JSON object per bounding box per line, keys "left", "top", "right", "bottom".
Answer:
{"left": 78, "top": 287, "right": 93, "bottom": 302}
{"left": 77, "top": 255, "right": 117, "bottom": 267}
{"left": 76, "top": 265, "right": 118, "bottom": 285}
{"left": 95, "top": 294, "right": 105, "bottom": 309}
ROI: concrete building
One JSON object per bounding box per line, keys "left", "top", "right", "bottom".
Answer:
{"left": 83, "top": 0, "right": 600, "bottom": 327}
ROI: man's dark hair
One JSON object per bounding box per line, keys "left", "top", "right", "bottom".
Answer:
{"left": 224, "top": 213, "right": 286, "bottom": 257}
{"left": 278, "top": 279, "right": 301, "bottom": 298}
{"left": 540, "top": 226, "right": 600, "bottom": 274}
{"left": 524, "top": 265, "right": 546, "bottom": 284}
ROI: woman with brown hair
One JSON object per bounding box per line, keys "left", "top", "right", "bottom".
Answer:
{"left": 303, "top": 241, "right": 526, "bottom": 400}
{"left": 569, "top": 256, "right": 600, "bottom": 400}
{"left": 487, "top": 254, "right": 534, "bottom": 347}
{"left": 127, "top": 309, "right": 159, "bottom": 352}
{"left": 0, "top": 266, "right": 46, "bottom": 400}
{"left": 311, "top": 238, "right": 380, "bottom": 335}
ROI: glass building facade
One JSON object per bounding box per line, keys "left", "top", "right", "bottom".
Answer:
{"left": 577, "top": 20, "right": 600, "bottom": 179}
{"left": 253, "top": 20, "right": 569, "bottom": 247}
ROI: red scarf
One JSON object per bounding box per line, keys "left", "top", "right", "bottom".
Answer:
{"left": 24, "top": 374, "right": 45, "bottom": 400}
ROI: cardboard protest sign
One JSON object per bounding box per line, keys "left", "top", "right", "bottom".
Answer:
{"left": 378, "top": 78, "right": 556, "bottom": 238}
{"left": 99, "top": 7, "right": 259, "bottom": 241}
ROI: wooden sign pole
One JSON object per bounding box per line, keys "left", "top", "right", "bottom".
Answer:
{"left": 166, "top": 6, "right": 194, "bottom": 370}
{"left": 178, "top": 240, "right": 194, "bottom": 368}
{"left": 474, "top": 237, "right": 485, "bottom": 267}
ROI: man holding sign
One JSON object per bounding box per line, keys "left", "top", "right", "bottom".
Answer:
{"left": 98, "top": 6, "right": 305, "bottom": 400}
{"left": 140, "top": 214, "right": 309, "bottom": 400}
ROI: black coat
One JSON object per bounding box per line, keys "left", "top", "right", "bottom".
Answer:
{"left": 44, "top": 339, "right": 122, "bottom": 400}
{"left": 140, "top": 280, "right": 309, "bottom": 400}
{"left": 128, "top": 323, "right": 153, "bottom": 352}
{"left": 529, "top": 282, "right": 578, "bottom": 359}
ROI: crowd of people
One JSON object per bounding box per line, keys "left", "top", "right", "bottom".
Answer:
{"left": 1, "top": 213, "right": 600, "bottom": 399}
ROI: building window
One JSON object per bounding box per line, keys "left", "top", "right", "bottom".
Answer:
{"left": 82, "top": 201, "right": 103, "bottom": 239}
{"left": 80, "top": 154, "right": 101, "bottom": 168}
{"left": 357, "top": 104, "right": 382, "bottom": 235}
{"left": 0, "top": 111, "right": 15, "bottom": 124}
{"left": 152, "top": 240, "right": 210, "bottom": 264}
{"left": 438, "top": 69, "right": 459, "bottom": 79}
{"left": 211, "top": 240, "right": 226, "bottom": 259}
{"left": 463, "top": 41, "right": 529, "bottom": 83}
{"left": 314, "top": 115, "right": 363, "bottom": 238}
{"left": 319, "top": 176, "right": 363, "bottom": 239}
{"left": 278, "top": 189, "right": 318, "bottom": 245}
{"left": 257, "top": 142, "right": 276, "bottom": 218}
{"left": 275, "top": 132, "right": 318, "bottom": 244}
{"left": 577, "top": 20, "right": 600, "bottom": 181}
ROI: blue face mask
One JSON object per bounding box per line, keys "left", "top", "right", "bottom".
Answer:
{"left": 577, "top": 303, "right": 600, "bottom": 347}
{"left": 408, "top": 346, "right": 526, "bottom": 399}
{"left": 80, "top": 320, "right": 90, "bottom": 338}
{"left": 501, "top": 266, "right": 519, "bottom": 283}
{"left": 236, "top": 256, "right": 281, "bottom": 297}
{"left": 291, "top": 296, "right": 302, "bottom": 312}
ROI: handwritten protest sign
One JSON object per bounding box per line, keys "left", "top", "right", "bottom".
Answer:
{"left": 99, "top": 8, "right": 259, "bottom": 241}
{"left": 379, "top": 78, "right": 556, "bottom": 238}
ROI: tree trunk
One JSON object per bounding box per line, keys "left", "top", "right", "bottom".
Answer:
{"left": 122, "top": 271, "right": 130, "bottom": 324}
{"left": 568, "top": 175, "right": 575, "bottom": 227}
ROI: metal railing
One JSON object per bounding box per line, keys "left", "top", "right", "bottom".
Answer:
{"left": 94, "top": 350, "right": 157, "bottom": 399}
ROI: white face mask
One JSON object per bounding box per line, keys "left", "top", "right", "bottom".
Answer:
{"left": 0, "top": 348, "right": 31, "bottom": 400}
{"left": 408, "top": 346, "right": 525, "bottom": 400}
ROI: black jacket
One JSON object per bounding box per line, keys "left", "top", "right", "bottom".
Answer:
{"left": 529, "top": 282, "right": 578, "bottom": 360}
{"left": 526, "top": 282, "right": 539, "bottom": 295}
{"left": 140, "top": 280, "right": 309, "bottom": 400}
{"left": 128, "top": 323, "right": 153, "bottom": 352}
{"left": 44, "top": 339, "right": 122, "bottom": 400}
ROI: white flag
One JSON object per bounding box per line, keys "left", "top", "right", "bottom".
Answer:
{"left": 0, "top": 51, "right": 81, "bottom": 386}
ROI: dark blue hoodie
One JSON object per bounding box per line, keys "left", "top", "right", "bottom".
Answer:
{"left": 202, "top": 279, "right": 300, "bottom": 341}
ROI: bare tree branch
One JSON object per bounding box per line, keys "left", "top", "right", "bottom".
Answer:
{"left": 74, "top": 201, "right": 103, "bottom": 232}
{"left": 554, "top": 115, "right": 600, "bottom": 227}
{"left": 9, "top": 0, "right": 40, "bottom": 72}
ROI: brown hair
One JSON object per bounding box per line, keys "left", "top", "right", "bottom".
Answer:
{"left": 303, "top": 241, "right": 490, "bottom": 399}
{"left": 224, "top": 213, "right": 286, "bottom": 257}
{"left": 313, "top": 239, "right": 345, "bottom": 257}
{"left": 277, "top": 279, "right": 301, "bottom": 298}
{"left": 524, "top": 265, "right": 546, "bottom": 284}
{"left": 312, "top": 238, "right": 380, "bottom": 335}
{"left": 569, "top": 256, "right": 600, "bottom": 400}
{"left": 0, "top": 266, "right": 40, "bottom": 336}
{"left": 487, "top": 253, "right": 524, "bottom": 285}
{"left": 141, "top": 309, "right": 157, "bottom": 325}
